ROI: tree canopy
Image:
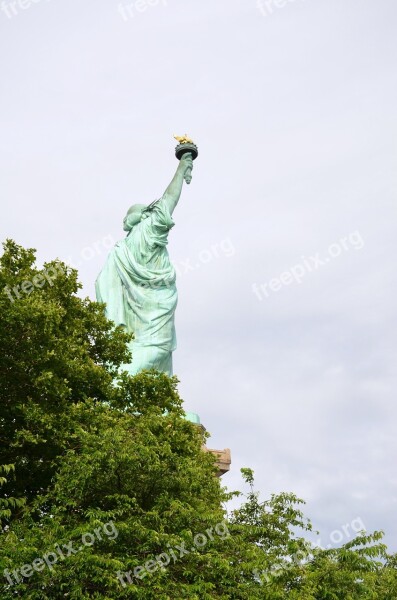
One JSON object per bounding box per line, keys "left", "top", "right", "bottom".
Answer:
{"left": 1, "top": 240, "right": 396, "bottom": 599}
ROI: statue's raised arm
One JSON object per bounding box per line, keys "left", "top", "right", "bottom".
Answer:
{"left": 161, "top": 153, "right": 193, "bottom": 215}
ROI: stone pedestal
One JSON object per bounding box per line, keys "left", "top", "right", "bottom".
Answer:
{"left": 205, "top": 447, "right": 231, "bottom": 477}
{"left": 184, "top": 412, "right": 231, "bottom": 477}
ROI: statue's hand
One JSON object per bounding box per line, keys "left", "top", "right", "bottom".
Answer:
{"left": 178, "top": 153, "right": 193, "bottom": 175}
{"left": 178, "top": 153, "right": 193, "bottom": 184}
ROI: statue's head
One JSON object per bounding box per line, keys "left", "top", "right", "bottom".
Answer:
{"left": 123, "top": 204, "right": 147, "bottom": 232}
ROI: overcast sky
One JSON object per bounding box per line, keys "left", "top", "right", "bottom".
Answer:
{"left": 1, "top": 0, "right": 396, "bottom": 551}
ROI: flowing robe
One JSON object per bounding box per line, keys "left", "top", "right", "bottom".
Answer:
{"left": 95, "top": 199, "right": 177, "bottom": 376}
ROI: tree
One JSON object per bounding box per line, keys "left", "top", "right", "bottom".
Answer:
{"left": 231, "top": 468, "right": 397, "bottom": 599}
{"left": 0, "top": 239, "right": 131, "bottom": 503}
{"left": 1, "top": 241, "right": 396, "bottom": 599}
{"left": 0, "top": 464, "right": 25, "bottom": 526}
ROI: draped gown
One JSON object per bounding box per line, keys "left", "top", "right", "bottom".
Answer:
{"left": 95, "top": 199, "right": 177, "bottom": 376}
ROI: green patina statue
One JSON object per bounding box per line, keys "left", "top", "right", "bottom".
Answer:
{"left": 95, "top": 143, "right": 196, "bottom": 379}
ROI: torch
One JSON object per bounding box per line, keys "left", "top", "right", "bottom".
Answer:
{"left": 174, "top": 134, "right": 198, "bottom": 184}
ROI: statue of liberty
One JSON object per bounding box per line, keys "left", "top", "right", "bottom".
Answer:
{"left": 95, "top": 144, "right": 195, "bottom": 377}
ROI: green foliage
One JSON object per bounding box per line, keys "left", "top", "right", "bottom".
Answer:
{"left": 0, "top": 464, "right": 26, "bottom": 526}
{"left": 229, "top": 455, "right": 397, "bottom": 599}
{"left": 0, "top": 240, "right": 131, "bottom": 503}
{"left": 1, "top": 241, "right": 396, "bottom": 598}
